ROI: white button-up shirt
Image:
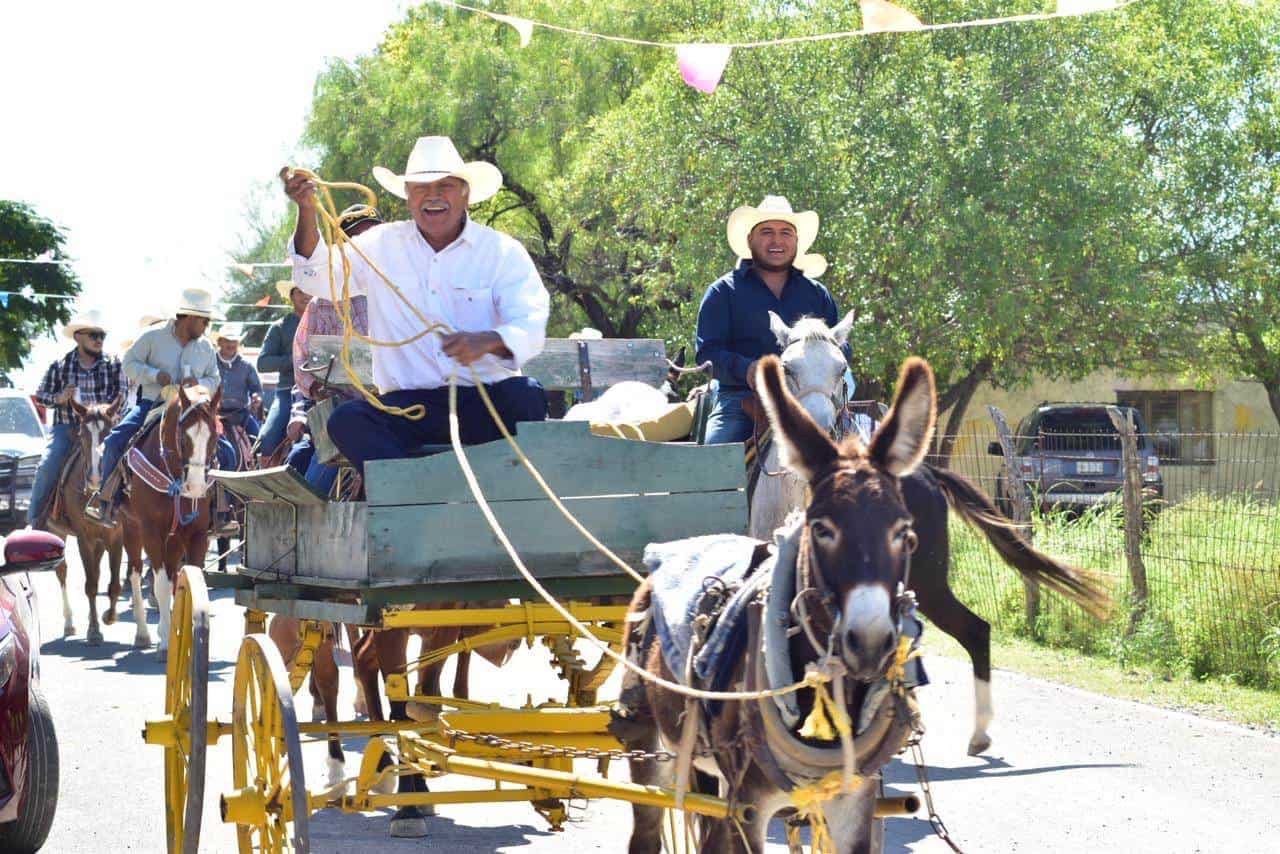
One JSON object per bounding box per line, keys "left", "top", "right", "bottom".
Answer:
{"left": 288, "top": 218, "right": 550, "bottom": 393}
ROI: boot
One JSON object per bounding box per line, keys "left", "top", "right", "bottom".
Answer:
{"left": 84, "top": 492, "right": 118, "bottom": 529}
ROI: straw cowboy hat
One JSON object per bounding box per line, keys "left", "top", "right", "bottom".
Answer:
{"left": 275, "top": 280, "right": 301, "bottom": 302}
{"left": 726, "top": 195, "right": 828, "bottom": 279}
{"left": 62, "top": 308, "right": 108, "bottom": 340}
{"left": 371, "top": 136, "right": 503, "bottom": 204}
{"left": 214, "top": 323, "right": 244, "bottom": 343}
{"left": 175, "top": 287, "right": 221, "bottom": 320}
{"left": 139, "top": 313, "right": 166, "bottom": 328}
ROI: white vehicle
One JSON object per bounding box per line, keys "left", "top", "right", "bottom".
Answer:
{"left": 0, "top": 390, "right": 46, "bottom": 534}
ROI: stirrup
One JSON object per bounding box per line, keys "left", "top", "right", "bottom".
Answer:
{"left": 85, "top": 497, "right": 118, "bottom": 529}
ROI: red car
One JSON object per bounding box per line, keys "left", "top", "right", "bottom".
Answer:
{"left": 0, "top": 529, "right": 64, "bottom": 853}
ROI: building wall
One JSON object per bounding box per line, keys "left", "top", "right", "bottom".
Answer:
{"left": 946, "top": 370, "right": 1280, "bottom": 504}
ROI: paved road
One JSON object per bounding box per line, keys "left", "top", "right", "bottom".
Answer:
{"left": 27, "top": 547, "right": 1280, "bottom": 853}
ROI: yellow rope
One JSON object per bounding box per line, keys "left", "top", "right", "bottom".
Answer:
{"left": 788, "top": 770, "right": 865, "bottom": 854}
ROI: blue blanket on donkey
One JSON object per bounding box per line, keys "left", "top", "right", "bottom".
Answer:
{"left": 644, "top": 534, "right": 768, "bottom": 694}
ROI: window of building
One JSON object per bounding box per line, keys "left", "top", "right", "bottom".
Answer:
{"left": 1115, "top": 390, "right": 1214, "bottom": 464}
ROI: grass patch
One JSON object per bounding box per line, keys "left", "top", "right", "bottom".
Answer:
{"left": 947, "top": 493, "right": 1280, "bottom": 688}
{"left": 922, "top": 628, "right": 1280, "bottom": 734}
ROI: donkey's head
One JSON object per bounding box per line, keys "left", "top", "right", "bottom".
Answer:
{"left": 70, "top": 395, "right": 124, "bottom": 492}
{"left": 755, "top": 353, "right": 935, "bottom": 681}
{"left": 161, "top": 384, "right": 222, "bottom": 499}
{"left": 660, "top": 346, "right": 687, "bottom": 403}
{"left": 769, "top": 311, "right": 854, "bottom": 433}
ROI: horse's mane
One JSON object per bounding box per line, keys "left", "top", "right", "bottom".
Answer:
{"left": 790, "top": 316, "right": 837, "bottom": 344}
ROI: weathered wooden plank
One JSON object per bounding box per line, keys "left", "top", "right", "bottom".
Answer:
{"left": 213, "top": 465, "right": 327, "bottom": 506}
{"left": 202, "top": 569, "right": 254, "bottom": 590}
{"left": 233, "top": 590, "right": 379, "bottom": 625}
{"left": 365, "top": 489, "right": 747, "bottom": 584}
{"left": 304, "top": 335, "right": 666, "bottom": 391}
{"left": 244, "top": 502, "right": 297, "bottom": 575}
{"left": 365, "top": 420, "right": 746, "bottom": 506}
{"left": 296, "top": 502, "right": 369, "bottom": 582}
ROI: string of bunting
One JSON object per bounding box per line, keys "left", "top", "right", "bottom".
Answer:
{"left": 434, "top": 0, "right": 1139, "bottom": 93}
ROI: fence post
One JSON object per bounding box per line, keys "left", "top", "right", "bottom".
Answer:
{"left": 1106, "top": 405, "right": 1149, "bottom": 629}
{"left": 988, "top": 405, "right": 1039, "bottom": 628}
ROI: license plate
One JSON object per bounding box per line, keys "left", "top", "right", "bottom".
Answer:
{"left": 1076, "top": 461, "right": 1105, "bottom": 475}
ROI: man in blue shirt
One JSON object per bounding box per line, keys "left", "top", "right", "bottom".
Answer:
{"left": 696, "top": 196, "right": 847, "bottom": 444}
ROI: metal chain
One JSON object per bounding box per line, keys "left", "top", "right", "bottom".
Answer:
{"left": 907, "top": 732, "right": 964, "bottom": 853}
{"left": 438, "top": 723, "right": 712, "bottom": 763}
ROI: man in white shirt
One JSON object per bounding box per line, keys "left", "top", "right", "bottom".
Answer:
{"left": 283, "top": 136, "right": 551, "bottom": 479}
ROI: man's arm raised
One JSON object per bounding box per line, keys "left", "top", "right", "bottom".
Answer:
{"left": 283, "top": 168, "right": 320, "bottom": 259}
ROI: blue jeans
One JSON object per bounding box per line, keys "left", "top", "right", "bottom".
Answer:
{"left": 703, "top": 386, "right": 754, "bottom": 445}
{"left": 100, "top": 400, "right": 155, "bottom": 485}
{"left": 258, "top": 388, "right": 293, "bottom": 457}
{"left": 215, "top": 436, "right": 239, "bottom": 471}
{"left": 29, "top": 423, "right": 74, "bottom": 523}
{"left": 326, "top": 377, "right": 548, "bottom": 473}
{"left": 304, "top": 456, "right": 339, "bottom": 497}
{"left": 286, "top": 438, "right": 314, "bottom": 475}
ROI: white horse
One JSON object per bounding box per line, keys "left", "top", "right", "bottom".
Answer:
{"left": 748, "top": 311, "right": 853, "bottom": 539}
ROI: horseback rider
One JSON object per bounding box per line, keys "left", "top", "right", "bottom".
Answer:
{"left": 282, "top": 135, "right": 551, "bottom": 479}
{"left": 695, "top": 196, "right": 850, "bottom": 445}
{"left": 86, "top": 288, "right": 222, "bottom": 527}
{"left": 212, "top": 322, "right": 262, "bottom": 470}
{"left": 256, "top": 280, "right": 311, "bottom": 464}
{"left": 29, "top": 309, "right": 125, "bottom": 531}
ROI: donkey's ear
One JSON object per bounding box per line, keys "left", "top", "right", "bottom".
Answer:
{"left": 106, "top": 394, "right": 124, "bottom": 418}
{"left": 674, "top": 345, "right": 687, "bottom": 368}
{"left": 177, "top": 384, "right": 190, "bottom": 408}
{"left": 210, "top": 385, "right": 223, "bottom": 412}
{"left": 755, "top": 355, "right": 839, "bottom": 482}
{"left": 69, "top": 397, "right": 88, "bottom": 418}
{"left": 868, "top": 357, "right": 936, "bottom": 477}
{"left": 769, "top": 312, "right": 793, "bottom": 348}
{"left": 831, "top": 310, "right": 855, "bottom": 345}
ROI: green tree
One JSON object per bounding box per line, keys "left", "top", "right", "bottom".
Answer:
{"left": 0, "top": 201, "right": 81, "bottom": 374}
{"left": 1110, "top": 0, "right": 1280, "bottom": 425}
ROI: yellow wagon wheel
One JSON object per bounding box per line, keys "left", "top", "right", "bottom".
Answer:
{"left": 222, "top": 634, "right": 311, "bottom": 854}
{"left": 164, "top": 565, "right": 210, "bottom": 854}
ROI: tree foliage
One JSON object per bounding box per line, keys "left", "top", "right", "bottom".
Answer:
{"left": 0, "top": 200, "right": 81, "bottom": 375}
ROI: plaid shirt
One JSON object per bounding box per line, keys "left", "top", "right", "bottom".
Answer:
{"left": 34, "top": 348, "right": 126, "bottom": 426}
{"left": 292, "top": 296, "right": 369, "bottom": 401}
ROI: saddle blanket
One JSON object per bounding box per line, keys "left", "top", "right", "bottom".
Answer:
{"left": 645, "top": 534, "right": 769, "bottom": 693}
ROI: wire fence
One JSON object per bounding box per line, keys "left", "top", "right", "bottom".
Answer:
{"left": 937, "top": 416, "right": 1280, "bottom": 688}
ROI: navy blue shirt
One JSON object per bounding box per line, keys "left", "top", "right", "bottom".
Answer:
{"left": 696, "top": 262, "right": 846, "bottom": 391}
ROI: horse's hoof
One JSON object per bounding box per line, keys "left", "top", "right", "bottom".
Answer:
{"left": 134, "top": 634, "right": 152, "bottom": 650}
{"left": 389, "top": 807, "right": 429, "bottom": 838}
{"left": 326, "top": 757, "right": 346, "bottom": 790}
{"left": 87, "top": 627, "right": 104, "bottom": 646}
{"left": 406, "top": 701, "right": 441, "bottom": 723}
{"left": 967, "top": 733, "right": 992, "bottom": 756}
{"left": 102, "top": 610, "right": 117, "bottom": 626}
{"left": 63, "top": 623, "right": 75, "bottom": 639}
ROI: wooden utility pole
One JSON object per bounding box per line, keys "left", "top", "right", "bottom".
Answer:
{"left": 1107, "top": 405, "right": 1149, "bottom": 630}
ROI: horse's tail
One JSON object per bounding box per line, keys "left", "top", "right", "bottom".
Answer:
{"left": 926, "top": 464, "right": 1111, "bottom": 619}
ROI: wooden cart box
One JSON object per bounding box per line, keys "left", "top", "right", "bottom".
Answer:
{"left": 226, "top": 420, "right": 746, "bottom": 589}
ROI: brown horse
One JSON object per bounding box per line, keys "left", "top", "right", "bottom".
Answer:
{"left": 51, "top": 396, "right": 124, "bottom": 644}
{"left": 618, "top": 356, "right": 1109, "bottom": 852}
{"left": 120, "top": 385, "right": 222, "bottom": 657}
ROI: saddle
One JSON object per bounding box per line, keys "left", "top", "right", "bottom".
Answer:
{"left": 47, "top": 442, "right": 87, "bottom": 533}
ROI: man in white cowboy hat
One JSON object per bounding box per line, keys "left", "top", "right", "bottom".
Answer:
{"left": 28, "top": 308, "right": 125, "bottom": 530}
{"left": 282, "top": 134, "right": 550, "bottom": 481}
{"left": 696, "top": 195, "right": 850, "bottom": 445}
{"left": 212, "top": 323, "right": 263, "bottom": 466}
{"left": 255, "top": 280, "right": 312, "bottom": 461}
{"left": 87, "top": 287, "right": 222, "bottom": 526}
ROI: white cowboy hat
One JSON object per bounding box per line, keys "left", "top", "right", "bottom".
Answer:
{"left": 371, "top": 136, "right": 503, "bottom": 204}
{"left": 139, "top": 313, "right": 166, "bottom": 328}
{"left": 62, "top": 308, "right": 108, "bottom": 340}
{"left": 726, "top": 195, "right": 828, "bottom": 279}
{"left": 275, "top": 280, "right": 300, "bottom": 302}
{"left": 214, "top": 323, "right": 244, "bottom": 342}
{"left": 175, "top": 287, "right": 222, "bottom": 320}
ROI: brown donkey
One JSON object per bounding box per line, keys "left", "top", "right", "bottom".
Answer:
{"left": 51, "top": 396, "right": 124, "bottom": 644}
{"left": 120, "top": 385, "right": 222, "bottom": 658}
{"left": 618, "top": 356, "right": 1108, "bottom": 852}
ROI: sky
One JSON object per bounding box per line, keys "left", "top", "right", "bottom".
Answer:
{"left": 0, "top": 0, "right": 410, "bottom": 387}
